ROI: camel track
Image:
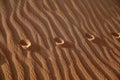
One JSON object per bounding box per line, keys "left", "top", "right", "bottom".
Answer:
{"left": 0, "top": 0, "right": 120, "bottom": 80}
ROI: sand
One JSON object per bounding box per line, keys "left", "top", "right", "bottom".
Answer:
{"left": 0, "top": 0, "right": 120, "bottom": 80}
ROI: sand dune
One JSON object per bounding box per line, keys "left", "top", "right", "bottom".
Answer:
{"left": 0, "top": 0, "right": 120, "bottom": 80}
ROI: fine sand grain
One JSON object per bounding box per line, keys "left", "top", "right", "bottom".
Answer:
{"left": 0, "top": 0, "right": 120, "bottom": 80}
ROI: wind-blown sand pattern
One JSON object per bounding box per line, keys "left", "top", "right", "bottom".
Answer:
{"left": 0, "top": 0, "right": 120, "bottom": 80}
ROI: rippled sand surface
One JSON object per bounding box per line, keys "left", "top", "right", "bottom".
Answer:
{"left": 0, "top": 0, "right": 120, "bottom": 80}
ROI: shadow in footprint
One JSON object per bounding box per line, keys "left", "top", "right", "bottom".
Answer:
{"left": 111, "top": 32, "right": 120, "bottom": 38}
{"left": 19, "top": 39, "right": 31, "bottom": 49}
{"left": 111, "top": 32, "right": 120, "bottom": 42}
{"left": 85, "top": 33, "right": 95, "bottom": 41}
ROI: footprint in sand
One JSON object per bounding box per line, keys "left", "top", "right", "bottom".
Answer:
{"left": 85, "top": 33, "right": 95, "bottom": 41}
{"left": 111, "top": 32, "right": 120, "bottom": 39}
{"left": 54, "top": 37, "right": 64, "bottom": 45}
{"left": 19, "top": 39, "right": 31, "bottom": 49}
{"left": 54, "top": 37, "right": 73, "bottom": 48}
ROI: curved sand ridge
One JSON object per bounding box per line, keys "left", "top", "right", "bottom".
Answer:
{"left": 0, "top": 0, "right": 120, "bottom": 80}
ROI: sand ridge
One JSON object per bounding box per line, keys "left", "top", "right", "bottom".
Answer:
{"left": 0, "top": 0, "right": 120, "bottom": 80}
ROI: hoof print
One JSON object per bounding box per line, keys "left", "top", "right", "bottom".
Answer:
{"left": 85, "top": 33, "right": 95, "bottom": 41}
{"left": 111, "top": 32, "right": 120, "bottom": 39}
{"left": 19, "top": 39, "right": 31, "bottom": 49}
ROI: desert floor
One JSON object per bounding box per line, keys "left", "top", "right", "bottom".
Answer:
{"left": 0, "top": 0, "right": 120, "bottom": 80}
